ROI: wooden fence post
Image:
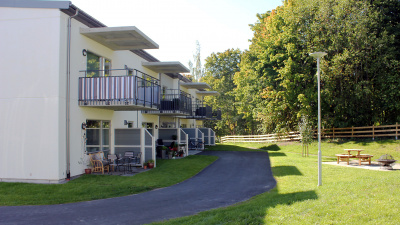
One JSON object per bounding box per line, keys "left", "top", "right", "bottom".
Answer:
{"left": 352, "top": 126, "right": 354, "bottom": 138}
{"left": 332, "top": 127, "right": 335, "bottom": 139}
{"left": 372, "top": 125, "right": 375, "bottom": 140}
{"left": 396, "top": 122, "right": 398, "bottom": 140}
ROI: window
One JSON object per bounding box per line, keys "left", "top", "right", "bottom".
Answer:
{"left": 126, "top": 121, "right": 134, "bottom": 128}
{"left": 142, "top": 122, "right": 153, "bottom": 129}
{"left": 86, "top": 51, "right": 111, "bottom": 77}
{"left": 86, "top": 120, "right": 110, "bottom": 153}
{"left": 162, "top": 86, "right": 167, "bottom": 99}
{"left": 142, "top": 122, "right": 153, "bottom": 135}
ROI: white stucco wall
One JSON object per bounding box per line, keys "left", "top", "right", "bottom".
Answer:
{"left": 65, "top": 14, "right": 162, "bottom": 177}
{"left": 0, "top": 6, "right": 204, "bottom": 182}
{"left": 0, "top": 7, "right": 64, "bottom": 182}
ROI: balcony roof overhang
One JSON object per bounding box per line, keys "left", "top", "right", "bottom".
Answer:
{"left": 80, "top": 26, "right": 159, "bottom": 51}
{"left": 180, "top": 82, "right": 211, "bottom": 90}
{"left": 142, "top": 61, "right": 190, "bottom": 73}
{"left": 196, "top": 91, "right": 220, "bottom": 96}
{"left": 143, "top": 110, "right": 191, "bottom": 116}
{"left": 0, "top": 0, "right": 71, "bottom": 8}
{"left": 79, "top": 104, "right": 159, "bottom": 111}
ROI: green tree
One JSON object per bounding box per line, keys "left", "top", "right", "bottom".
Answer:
{"left": 234, "top": 0, "right": 400, "bottom": 133}
{"left": 202, "top": 49, "right": 248, "bottom": 136}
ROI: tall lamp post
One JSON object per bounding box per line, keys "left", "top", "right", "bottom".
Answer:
{"left": 309, "top": 52, "right": 327, "bottom": 186}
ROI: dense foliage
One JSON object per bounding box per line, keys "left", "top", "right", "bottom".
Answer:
{"left": 202, "top": 49, "right": 252, "bottom": 135}
{"left": 232, "top": 0, "right": 400, "bottom": 133}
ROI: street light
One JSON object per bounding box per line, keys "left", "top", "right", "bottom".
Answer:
{"left": 309, "top": 52, "right": 327, "bottom": 186}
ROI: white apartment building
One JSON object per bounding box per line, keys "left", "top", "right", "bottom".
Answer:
{"left": 0, "top": 1, "right": 219, "bottom": 183}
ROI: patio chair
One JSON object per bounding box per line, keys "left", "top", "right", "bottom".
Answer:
{"left": 128, "top": 152, "right": 142, "bottom": 169}
{"left": 89, "top": 152, "right": 110, "bottom": 174}
{"left": 121, "top": 151, "right": 139, "bottom": 172}
{"left": 107, "top": 154, "right": 118, "bottom": 172}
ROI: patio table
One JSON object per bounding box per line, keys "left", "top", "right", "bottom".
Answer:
{"left": 336, "top": 149, "right": 372, "bottom": 165}
{"left": 344, "top": 149, "right": 364, "bottom": 156}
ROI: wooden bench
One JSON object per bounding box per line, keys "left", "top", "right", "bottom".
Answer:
{"left": 336, "top": 154, "right": 356, "bottom": 165}
{"left": 356, "top": 154, "right": 373, "bottom": 166}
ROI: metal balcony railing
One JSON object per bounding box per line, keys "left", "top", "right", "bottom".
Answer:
{"left": 78, "top": 69, "right": 160, "bottom": 110}
{"left": 159, "top": 89, "right": 192, "bottom": 114}
{"left": 188, "top": 99, "right": 221, "bottom": 120}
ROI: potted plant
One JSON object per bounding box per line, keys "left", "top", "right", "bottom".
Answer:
{"left": 173, "top": 142, "right": 178, "bottom": 151}
{"left": 147, "top": 159, "right": 155, "bottom": 168}
{"left": 84, "top": 168, "right": 92, "bottom": 174}
{"left": 79, "top": 157, "right": 92, "bottom": 174}
{"left": 143, "top": 164, "right": 148, "bottom": 169}
{"left": 168, "top": 151, "right": 173, "bottom": 159}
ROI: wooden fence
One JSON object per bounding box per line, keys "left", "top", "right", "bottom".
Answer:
{"left": 221, "top": 132, "right": 301, "bottom": 143}
{"left": 220, "top": 123, "right": 400, "bottom": 143}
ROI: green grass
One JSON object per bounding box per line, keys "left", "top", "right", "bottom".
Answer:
{"left": 0, "top": 155, "right": 218, "bottom": 206}
{"left": 154, "top": 141, "right": 400, "bottom": 224}
{"left": 217, "top": 139, "right": 400, "bottom": 161}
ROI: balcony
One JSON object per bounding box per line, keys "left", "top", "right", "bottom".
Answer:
{"left": 143, "top": 89, "right": 192, "bottom": 116}
{"left": 78, "top": 69, "right": 160, "bottom": 111}
{"left": 186, "top": 99, "right": 221, "bottom": 120}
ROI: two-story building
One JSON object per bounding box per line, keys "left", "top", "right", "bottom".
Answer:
{"left": 0, "top": 0, "right": 219, "bottom": 183}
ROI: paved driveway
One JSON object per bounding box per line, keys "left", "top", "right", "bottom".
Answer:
{"left": 0, "top": 151, "right": 276, "bottom": 225}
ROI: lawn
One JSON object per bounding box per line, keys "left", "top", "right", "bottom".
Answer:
{"left": 0, "top": 155, "right": 218, "bottom": 206}
{"left": 216, "top": 139, "right": 400, "bottom": 161}
{"left": 155, "top": 140, "right": 400, "bottom": 224}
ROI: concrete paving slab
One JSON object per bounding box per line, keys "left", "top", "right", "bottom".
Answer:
{"left": 323, "top": 160, "right": 400, "bottom": 171}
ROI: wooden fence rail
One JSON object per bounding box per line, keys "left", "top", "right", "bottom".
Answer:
{"left": 220, "top": 123, "right": 400, "bottom": 143}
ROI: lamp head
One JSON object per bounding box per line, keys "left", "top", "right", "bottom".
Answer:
{"left": 309, "top": 52, "right": 327, "bottom": 59}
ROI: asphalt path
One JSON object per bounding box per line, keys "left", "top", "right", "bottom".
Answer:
{"left": 0, "top": 151, "right": 276, "bottom": 225}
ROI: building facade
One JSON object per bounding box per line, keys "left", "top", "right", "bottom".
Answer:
{"left": 0, "top": 1, "right": 219, "bottom": 183}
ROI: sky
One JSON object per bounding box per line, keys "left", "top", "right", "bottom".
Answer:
{"left": 70, "top": 0, "right": 283, "bottom": 69}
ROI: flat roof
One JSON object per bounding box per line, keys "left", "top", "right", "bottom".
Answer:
{"left": 196, "top": 91, "right": 220, "bottom": 96}
{"left": 0, "top": 0, "right": 70, "bottom": 8}
{"left": 180, "top": 82, "right": 211, "bottom": 90}
{"left": 80, "top": 26, "right": 159, "bottom": 51}
{"left": 2, "top": 1, "right": 161, "bottom": 62}
{"left": 142, "top": 61, "right": 190, "bottom": 73}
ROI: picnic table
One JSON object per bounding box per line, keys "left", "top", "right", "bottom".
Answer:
{"left": 335, "top": 149, "right": 373, "bottom": 166}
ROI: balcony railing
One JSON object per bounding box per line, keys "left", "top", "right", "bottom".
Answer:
{"left": 79, "top": 69, "right": 160, "bottom": 110}
{"left": 143, "top": 89, "right": 192, "bottom": 115}
{"left": 187, "top": 99, "right": 221, "bottom": 120}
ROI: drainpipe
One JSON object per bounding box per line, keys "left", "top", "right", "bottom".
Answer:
{"left": 178, "top": 74, "right": 181, "bottom": 129}
{"left": 66, "top": 9, "right": 79, "bottom": 179}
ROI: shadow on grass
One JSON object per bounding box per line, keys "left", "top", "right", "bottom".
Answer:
{"left": 266, "top": 189, "right": 318, "bottom": 206}
{"left": 260, "top": 144, "right": 281, "bottom": 151}
{"left": 268, "top": 152, "right": 286, "bottom": 157}
{"left": 272, "top": 166, "right": 302, "bottom": 177}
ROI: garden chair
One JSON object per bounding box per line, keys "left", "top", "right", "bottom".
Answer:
{"left": 107, "top": 154, "right": 118, "bottom": 172}
{"left": 128, "top": 152, "right": 142, "bottom": 169}
{"left": 88, "top": 152, "right": 110, "bottom": 174}
{"left": 121, "top": 151, "right": 139, "bottom": 172}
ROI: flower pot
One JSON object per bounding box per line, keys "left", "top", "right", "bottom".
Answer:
{"left": 84, "top": 168, "right": 92, "bottom": 174}
{"left": 147, "top": 162, "right": 154, "bottom": 169}
{"left": 143, "top": 165, "right": 148, "bottom": 169}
